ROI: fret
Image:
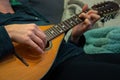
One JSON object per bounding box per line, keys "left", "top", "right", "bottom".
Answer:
{"left": 62, "top": 21, "right": 70, "bottom": 30}
{"left": 48, "top": 28, "right": 56, "bottom": 38}
{"left": 54, "top": 25, "right": 61, "bottom": 33}
{"left": 58, "top": 23, "right": 66, "bottom": 31}
{"left": 45, "top": 25, "right": 65, "bottom": 41}
{"left": 47, "top": 29, "right": 53, "bottom": 37}
{"left": 50, "top": 28, "right": 58, "bottom": 40}
{"left": 44, "top": 30, "right": 52, "bottom": 41}
{"left": 53, "top": 25, "right": 63, "bottom": 36}
{"left": 73, "top": 15, "right": 81, "bottom": 24}
{"left": 69, "top": 18, "right": 76, "bottom": 26}
{"left": 48, "top": 28, "right": 57, "bottom": 40}
{"left": 64, "top": 20, "right": 72, "bottom": 28}
{"left": 56, "top": 24, "right": 65, "bottom": 33}
{"left": 52, "top": 26, "right": 63, "bottom": 38}
{"left": 75, "top": 15, "right": 83, "bottom": 23}
{"left": 50, "top": 29, "right": 55, "bottom": 34}
{"left": 52, "top": 26, "right": 60, "bottom": 35}
{"left": 65, "top": 19, "right": 74, "bottom": 28}
{"left": 44, "top": 13, "right": 84, "bottom": 41}
{"left": 70, "top": 16, "right": 78, "bottom": 25}
{"left": 54, "top": 25, "right": 63, "bottom": 33}
{"left": 45, "top": 30, "right": 53, "bottom": 39}
{"left": 66, "top": 15, "right": 81, "bottom": 27}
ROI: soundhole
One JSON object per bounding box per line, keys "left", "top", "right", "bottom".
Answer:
{"left": 45, "top": 41, "right": 52, "bottom": 51}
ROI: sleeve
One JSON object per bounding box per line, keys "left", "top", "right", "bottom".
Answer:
{"left": 0, "top": 26, "right": 15, "bottom": 60}
{"left": 64, "top": 29, "right": 86, "bottom": 48}
{"left": 67, "top": 34, "right": 86, "bottom": 48}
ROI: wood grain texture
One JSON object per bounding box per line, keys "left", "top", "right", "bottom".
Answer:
{"left": 0, "top": 25, "right": 64, "bottom": 80}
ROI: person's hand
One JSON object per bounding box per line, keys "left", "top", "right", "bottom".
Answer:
{"left": 71, "top": 4, "right": 100, "bottom": 44}
{"left": 5, "top": 23, "right": 47, "bottom": 54}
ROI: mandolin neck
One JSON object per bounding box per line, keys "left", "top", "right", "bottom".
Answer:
{"left": 44, "top": 13, "right": 84, "bottom": 41}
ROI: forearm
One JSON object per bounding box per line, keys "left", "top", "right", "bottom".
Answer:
{"left": 0, "top": 26, "right": 14, "bottom": 59}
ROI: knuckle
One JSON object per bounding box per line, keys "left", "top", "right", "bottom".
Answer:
{"left": 27, "top": 31, "right": 33, "bottom": 36}
{"left": 29, "top": 24, "right": 37, "bottom": 31}
{"left": 39, "top": 40, "right": 43, "bottom": 44}
{"left": 23, "top": 37, "right": 30, "bottom": 44}
{"left": 81, "top": 13, "right": 85, "bottom": 16}
{"left": 30, "top": 23, "right": 37, "bottom": 26}
{"left": 85, "top": 19, "right": 91, "bottom": 25}
{"left": 30, "top": 26, "right": 36, "bottom": 31}
{"left": 43, "top": 35, "right": 47, "bottom": 40}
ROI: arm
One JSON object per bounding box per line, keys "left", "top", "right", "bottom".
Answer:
{"left": 69, "top": 4, "right": 100, "bottom": 45}
{"left": 0, "top": 23, "right": 47, "bottom": 59}
{"left": 4, "top": 23, "right": 47, "bottom": 54}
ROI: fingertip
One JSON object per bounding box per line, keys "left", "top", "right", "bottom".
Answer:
{"left": 82, "top": 4, "right": 88, "bottom": 12}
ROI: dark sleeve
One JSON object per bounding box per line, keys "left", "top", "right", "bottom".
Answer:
{"left": 67, "top": 34, "right": 86, "bottom": 48}
{"left": 0, "top": 26, "right": 15, "bottom": 59}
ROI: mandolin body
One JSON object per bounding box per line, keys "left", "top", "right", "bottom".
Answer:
{"left": 0, "top": 25, "right": 64, "bottom": 80}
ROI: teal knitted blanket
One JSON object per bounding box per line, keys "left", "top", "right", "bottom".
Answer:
{"left": 84, "top": 26, "right": 120, "bottom": 54}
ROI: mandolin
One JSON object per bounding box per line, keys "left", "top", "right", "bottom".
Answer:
{"left": 0, "top": 1, "right": 119, "bottom": 80}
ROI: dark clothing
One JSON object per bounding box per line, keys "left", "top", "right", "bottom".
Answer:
{"left": 0, "top": 1, "right": 86, "bottom": 74}
{"left": 0, "top": 26, "right": 14, "bottom": 59}
{"left": 1, "top": 1, "right": 120, "bottom": 80}
{"left": 0, "top": 5, "right": 49, "bottom": 26}
{"left": 51, "top": 54, "right": 120, "bottom": 80}
{"left": 18, "top": 0, "right": 64, "bottom": 24}
{"left": 42, "top": 53, "right": 120, "bottom": 80}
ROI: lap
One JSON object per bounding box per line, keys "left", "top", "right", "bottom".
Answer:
{"left": 46, "top": 54, "right": 120, "bottom": 80}
{"left": 42, "top": 40, "right": 120, "bottom": 80}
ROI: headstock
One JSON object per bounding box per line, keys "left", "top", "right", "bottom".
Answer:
{"left": 91, "top": 1, "right": 120, "bottom": 22}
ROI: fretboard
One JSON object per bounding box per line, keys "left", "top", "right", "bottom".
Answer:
{"left": 44, "top": 14, "right": 84, "bottom": 41}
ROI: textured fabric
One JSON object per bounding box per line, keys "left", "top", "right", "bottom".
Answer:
{"left": 84, "top": 26, "right": 120, "bottom": 54}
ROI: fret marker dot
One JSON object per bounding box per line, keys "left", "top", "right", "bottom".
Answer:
{"left": 51, "top": 30, "right": 54, "bottom": 34}
{"left": 62, "top": 25, "right": 65, "bottom": 28}
{"left": 59, "top": 30, "right": 63, "bottom": 33}
{"left": 70, "top": 21, "right": 73, "bottom": 24}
